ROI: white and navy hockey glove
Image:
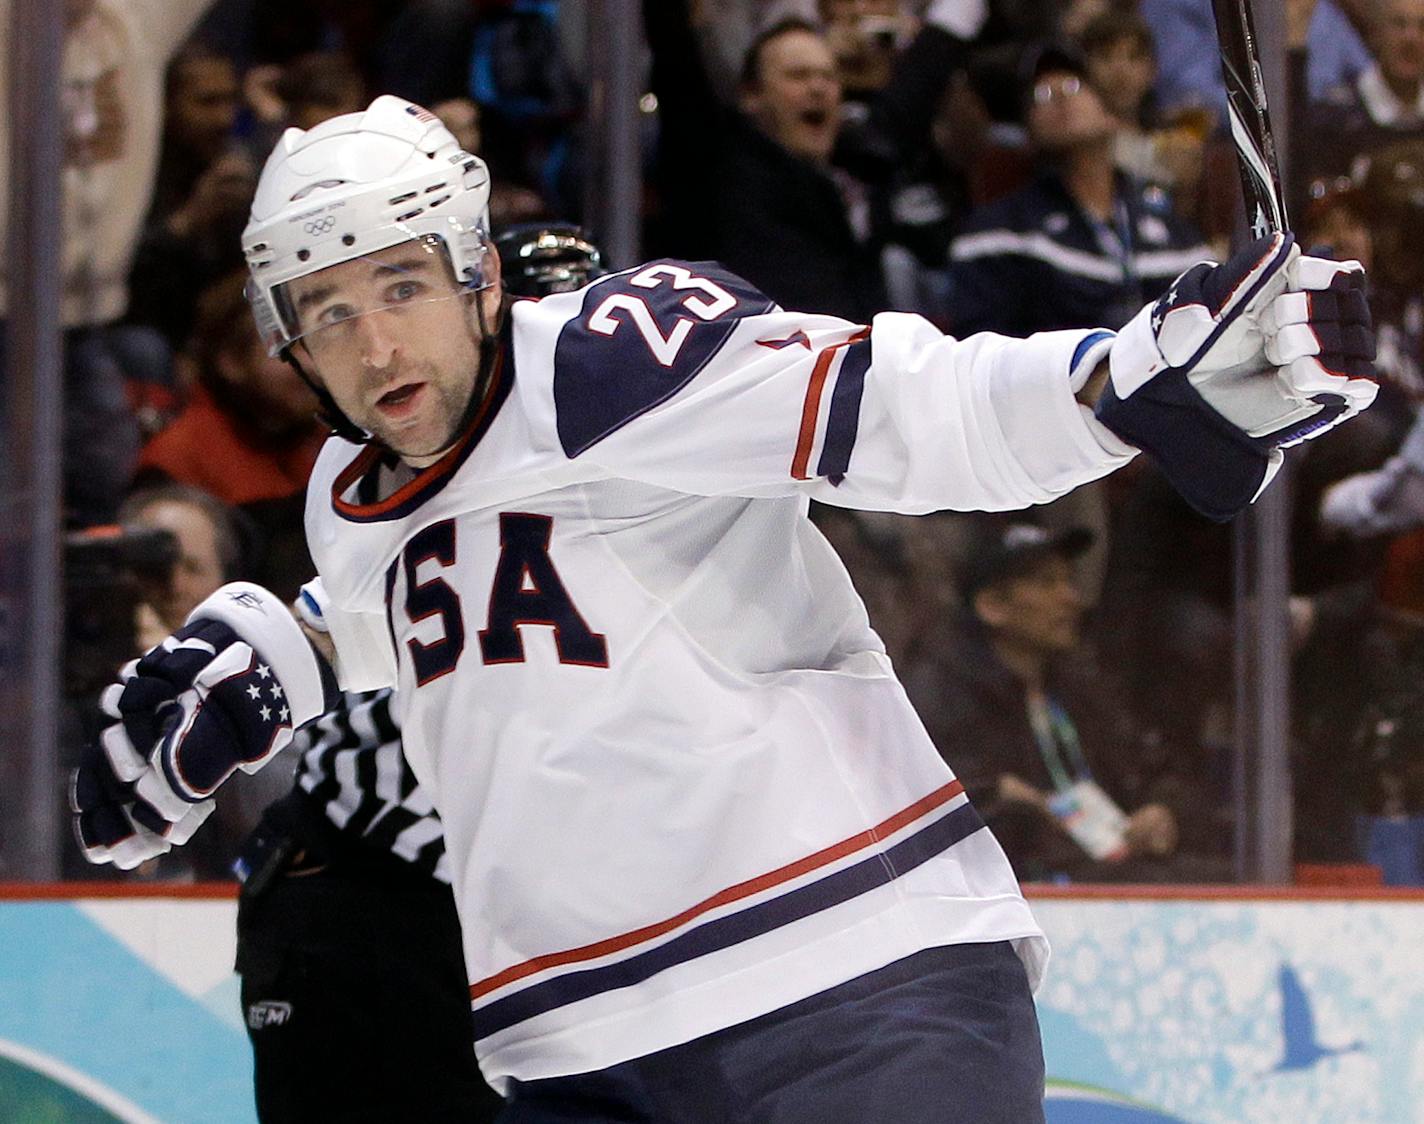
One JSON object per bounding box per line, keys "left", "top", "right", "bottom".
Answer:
{"left": 1097, "top": 232, "right": 1377, "bottom": 521}
{"left": 72, "top": 583, "right": 338, "bottom": 869}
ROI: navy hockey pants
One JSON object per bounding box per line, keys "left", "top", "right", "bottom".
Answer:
{"left": 498, "top": 940, "right": 1045, "bottom": 1123}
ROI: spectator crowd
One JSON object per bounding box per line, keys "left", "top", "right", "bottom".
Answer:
{"left": 20, "top": 0, "right": 1424, "bottom": 886}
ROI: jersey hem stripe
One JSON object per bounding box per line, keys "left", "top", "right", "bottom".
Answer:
{"left": 470, "top": 775, "right": 963, "bottom": 1003}
{"left": 470, "top": 796, "right": 986, "bottom": 1039}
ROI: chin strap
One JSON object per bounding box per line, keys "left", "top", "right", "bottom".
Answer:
{"left": 282, "top": 350, "right": 371, "bottom": 444}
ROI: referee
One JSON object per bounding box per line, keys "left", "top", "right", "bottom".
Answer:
{"left": 234, "top": 688, "right": 502, "bottom": 1123}
{"left": 233, "top": 225, "right": 605, "bottom": 1123}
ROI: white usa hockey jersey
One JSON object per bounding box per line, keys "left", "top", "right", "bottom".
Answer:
{"left": 304, "top": 260, "right": 1135, "bottom": 1089}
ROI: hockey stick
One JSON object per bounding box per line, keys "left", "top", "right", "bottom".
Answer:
{"left": 1212, "top": 0, "right": 1289, "bottom": 237}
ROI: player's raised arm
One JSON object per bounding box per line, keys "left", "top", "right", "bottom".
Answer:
{"left": 519, "top": 234, "right": 1375, "bottom": 521}
{"left": 513, "top": 257, "right": 1130, "bottom": 513}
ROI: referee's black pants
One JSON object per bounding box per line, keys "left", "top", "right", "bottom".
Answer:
{"left": 236, "top": 852, "right": 502, "bottom": 1123}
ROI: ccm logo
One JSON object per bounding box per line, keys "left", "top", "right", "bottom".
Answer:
{"left": 247, "top": 1000, "right": 293, "bottom": 1029}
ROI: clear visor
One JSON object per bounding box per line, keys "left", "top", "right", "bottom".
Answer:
{"left": 265, "top": 235, "right": 477, "bottom": 360}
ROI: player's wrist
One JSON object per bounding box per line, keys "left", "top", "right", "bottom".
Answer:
{"left": 188, "top": 582, "right": 338, "bottom": 727}
{"left": 1074, "top": 360, "right": 1111, "bottom": 408}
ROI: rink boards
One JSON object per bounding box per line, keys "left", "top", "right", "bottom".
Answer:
{"left": 0, "top": 884, "right": 1421, "bottom": 1124}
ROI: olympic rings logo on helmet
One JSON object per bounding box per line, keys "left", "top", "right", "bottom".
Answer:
{"left": 303, "top": 216, "right": 338, "bottom": 235}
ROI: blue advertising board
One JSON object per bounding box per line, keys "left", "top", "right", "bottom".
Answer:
{"left": 2, "top": 888, "right": 1421, "bottom": 1122}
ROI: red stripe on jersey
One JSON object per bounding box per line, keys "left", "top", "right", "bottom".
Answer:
{"left": 469, "top": 776, "right": 965, "bottom": 1002}
{"left": 756, "top": 330, "right": 811, "bottom": 350}
{"left": 790, "top": 328, "right": 870, "bottom": 481}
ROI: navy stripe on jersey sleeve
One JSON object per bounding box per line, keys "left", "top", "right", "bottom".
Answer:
{"left": 817, "top": 335, "right": 872, "bottom": 484}
{"left": 554, "top": 260, "right": 775, "bottom": 458}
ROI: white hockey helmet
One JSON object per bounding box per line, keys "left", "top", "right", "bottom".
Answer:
{"left": 242, "top": 95, "right": 495, "bottom": 357}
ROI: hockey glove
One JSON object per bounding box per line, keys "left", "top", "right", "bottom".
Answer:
{"left": 1097, "top": 232, "right": 1377, "bottom": 521}
{"left": 73, "top": 583, "right": 338, "bottom": 869}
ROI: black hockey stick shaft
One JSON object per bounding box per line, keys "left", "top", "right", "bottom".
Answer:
{"left": 1212, "top": 0, "right": 1289, "bottom": 237}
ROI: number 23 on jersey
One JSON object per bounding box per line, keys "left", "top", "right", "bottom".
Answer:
{"left": 586, "top": 263, "right": 736, "bottom": 367}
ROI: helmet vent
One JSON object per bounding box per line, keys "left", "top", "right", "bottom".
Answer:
{"left": 389, "top": 191, "right": 419, "bottom": 205}
{"left": 427, "top": 194, "right": 451, "bottom": 210}
{"left": 290, "top": 179, "right": 348, "bottom": 201}
{"left": 424, "top": 182, "right": 448, "bottom": 193}
{"left": 395, "top": 207, "right": 426, "bottom": 222}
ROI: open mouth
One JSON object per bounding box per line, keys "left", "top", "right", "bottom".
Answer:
{"left": 375, "top": 382, "right": 425, "bottom": 415}
{"left": 800, "top": 108, "right": 831, "bottom": 129}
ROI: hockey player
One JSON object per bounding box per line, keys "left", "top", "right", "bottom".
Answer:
{"left": 74, "top": 97, "right": 1376, "bottom": 1121}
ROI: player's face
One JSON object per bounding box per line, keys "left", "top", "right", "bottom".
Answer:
{"left": 285, "top": 239, "right": 500, "bottom": 466}
{"left": 741, "top": 30, "right": 842, "bottom": 164}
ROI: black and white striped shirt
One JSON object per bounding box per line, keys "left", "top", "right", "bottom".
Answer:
{"left": 293, "top": 689, "right": 449, "bottom": 882}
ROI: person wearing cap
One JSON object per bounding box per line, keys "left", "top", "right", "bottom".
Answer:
{"left": 905, "top": 519, "right": 1189, "bottom": 882}
{"left": 948, "top": 41, "right": 1211, "bottom": 339}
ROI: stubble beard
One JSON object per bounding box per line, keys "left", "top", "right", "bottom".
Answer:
{"left": 369, "top": 374, "right": 472, "bottom": 465}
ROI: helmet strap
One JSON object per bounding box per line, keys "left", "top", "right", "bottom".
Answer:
{"left": 281, "top": 350, "right": 372, "bottom": 445}
{"left": 463, "top": 290, "right": 506, "bottom": 429}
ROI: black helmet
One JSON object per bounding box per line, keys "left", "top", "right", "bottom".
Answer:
{"left": 494, "top": 223, "right": 606, "bottom": 298}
